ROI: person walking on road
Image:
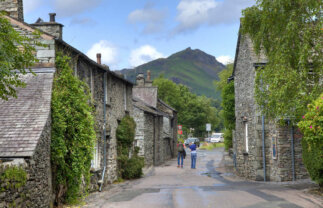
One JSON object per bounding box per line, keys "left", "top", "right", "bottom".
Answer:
{"left": 177, "top": 141, "right": 186, "bottom": 168}
{"left": 189, "top": 142, "right": 197, "bottom": 169}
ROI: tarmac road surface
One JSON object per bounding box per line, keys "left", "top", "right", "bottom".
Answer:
{"left": 83, "top": 147, "right": 323, "bottom": 208}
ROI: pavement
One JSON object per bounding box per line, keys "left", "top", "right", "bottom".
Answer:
{"left": 83, "top": 148, "right": 323, "bottom": 208}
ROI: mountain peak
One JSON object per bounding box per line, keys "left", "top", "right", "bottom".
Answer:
{"left": 118, "top": 48, "right": 225, "bottom": 99}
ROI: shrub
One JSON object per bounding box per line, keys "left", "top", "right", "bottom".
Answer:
{"left": 223, "top": 129, "right": 233, "bottom": 151}
{"left": 116, "top": 115, "right": 136, "bottom": 156}
{"left": 298, "top": 93, "right": 323, "bottom": 187}
{"left": 0, "top": 166, "right": 27, "bottom": 191}
{"left": 122, "top": 156, "right": 144, "bottom": 179}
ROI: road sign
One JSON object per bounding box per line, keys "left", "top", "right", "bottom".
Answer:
{"left": 177, "top": 125, "right": 182, "bottom": 130}
{"left": 206, "top": 123, "right": 211, "bottom": 131}
{"left": 178, "top": 130, "right": 183, "bottom": 135}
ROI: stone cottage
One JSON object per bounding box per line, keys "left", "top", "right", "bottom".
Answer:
{"left": 0, "top": 0, "right": 134, "bottom": 206}
{"left": 132, "top": 72, "right": 177, "bottom": 167}
{"left": 231, "top": 30, "right": 308, "bottom": 182}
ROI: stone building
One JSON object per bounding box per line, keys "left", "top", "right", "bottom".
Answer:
{"left": 0, "top": 1, "right": 134, "bottom": 206}
{"left": 231, "top": 31, "right": 308, "bottom": 182}
{"left": 132, "top": 72, "right": 177, "bottom": 167}
{"left": 0, "top": 70, "right": 54, "bottom": 208}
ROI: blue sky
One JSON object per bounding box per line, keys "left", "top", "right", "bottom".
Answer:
{"left": 23, "top": 0, "right": 255, "bottom": 70}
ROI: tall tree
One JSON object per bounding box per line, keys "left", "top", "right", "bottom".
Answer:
{"left": 0, "top": 15, "right": 40, "bottom": 100}
{"left": 241, "top": 0, "right": 322, "bottom": 123}
{"left": 214, "top": 64, "right": 235, "bottom": 150}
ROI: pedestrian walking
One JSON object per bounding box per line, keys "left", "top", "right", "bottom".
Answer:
{"left": 189, "top": 142, "right": 197, "bottom": 169}
{"left": 177, "top": 141, "right": 186, "bottom": 168}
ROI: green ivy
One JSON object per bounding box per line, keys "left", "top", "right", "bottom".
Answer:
{"left": 298, "top": 93, "right": 323, "bottom": 187}
{"left": 0, "top": 166, "right": 27, "bottom": 192}
{"left": 51, "top": 54, "right": 96, "bottom": 204}
{"left": 116, "top": 116, "right": 144, "bottom": 179}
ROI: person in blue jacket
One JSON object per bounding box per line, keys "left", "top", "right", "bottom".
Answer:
{"left": 189, "top": 142, "right": 197, "bottom": 169}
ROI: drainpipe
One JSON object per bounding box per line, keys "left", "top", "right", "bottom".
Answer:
{"left": 99, "top": 72, "right": 108, "bottom": 192}
{"left": 262, "top": 115, "right": 266, "bottom": 182}
{"left": 288, "top": 120, "right": 295, "bottom": 181}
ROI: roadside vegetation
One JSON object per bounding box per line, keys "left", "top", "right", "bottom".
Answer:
{"left": 199, "top": 142, "right": 225, "bottom": 151}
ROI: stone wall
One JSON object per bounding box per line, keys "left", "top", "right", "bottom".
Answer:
{"left": 0, "top": 0, "right": 24, "bottom": 21}
{"left": 32, "top": 23, "right": 63, "bottom": 39}
{"left": 144, "top": 113, "right": 155, "bottom": 166}
{"left": 233, "top": 34, "right": 308, "bottom": 182}
{"left": 0, "top": 117, "right": 52, "bottom": 208}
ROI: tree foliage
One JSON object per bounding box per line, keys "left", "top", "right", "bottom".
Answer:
{"left": 153, "top": 76, "right": 220, "bottom": 137}
{"left": 298, "top": 94, "right": 323, "bottom": 187}
{"left": 214, "top": 64, "right": 235, "bottom": 150}
{"left": 51, "top": 54, "right": 96, "bottom": 204}
{"left": 0, "top": 15, "right": 41, "bottom": 100}
{"left": 241, "top": 0, "right": 323, "bottom": 123}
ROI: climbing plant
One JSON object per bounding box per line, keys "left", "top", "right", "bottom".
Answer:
{"left": 0, "top": 166, "right": 27, "bottom": 192}
{"left": 116, "top": 115, "right": 144, "bottom": 179}
{"left": 51, "top": 54, "right": 96, "bottom": 204}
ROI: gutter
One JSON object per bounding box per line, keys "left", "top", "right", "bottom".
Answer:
{"left": 99, "top": 72, "right": 108, "bottom": 192}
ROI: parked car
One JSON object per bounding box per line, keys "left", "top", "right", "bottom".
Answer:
{"left": 184, "top": 137, "right": 200, "bottom": 147}
{"left": 210, "top": 133, "right": 224, "bottom": 143}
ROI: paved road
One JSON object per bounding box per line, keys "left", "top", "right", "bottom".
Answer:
{"left": 83, "top": 148, "right": 323, "bottom": 208}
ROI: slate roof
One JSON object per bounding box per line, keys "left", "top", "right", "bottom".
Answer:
{"left": 133, "top": 98, "right": 160, "bottom": 115}
{"left": 0, "top": 71, "right": 54, "bottom": 158}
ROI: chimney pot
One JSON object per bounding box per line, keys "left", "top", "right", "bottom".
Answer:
{"left": 147, "top": 70, "right": 151, "bottom": 81}
{"left": 49, "top": 13, "right": 56, "bottom": 22}
{"left": 96, "top": 53, "right": 102, "bottom": 65}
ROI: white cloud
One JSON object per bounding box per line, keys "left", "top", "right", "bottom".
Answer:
{"left": 217, "top": 55, "right": 234, "bottom": 65}
{"left": 128, "top": 3, "right": 166, "bottom": 34}
{"left": 86, "top": 40, "right": 118, "bottom": 67}
{"left": 130, "top": 45, "right": 164, "bottom": 67}
{"left": 23, "top": 0, "right": 43, "bottom": 14}
{"left": 175, "top": 0, "right": 255, "bottom": 33}
{"left": 53, "top": 0, "right": 102, "bottom": 17}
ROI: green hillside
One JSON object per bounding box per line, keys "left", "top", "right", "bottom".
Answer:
{"left": 118, "top": 47, "right": 225, "bottom": 99}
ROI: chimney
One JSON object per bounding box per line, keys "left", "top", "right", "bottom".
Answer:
{"left": 96, "top": 53, "right": 102, "bottom": 65}
{"left": 0, "top": 0, "right": 24, "bottom": 21}
{"left": 49, "top": 13, "right": 56, "bottom": 22}
{"left": 136, "top": 73, "right": 145, "bottom": 87}
{"left": 31, "top": 13, "right": 64, "bottom": 39}
{"left": 147, "top": 70, "right": 151, "bottom": 81}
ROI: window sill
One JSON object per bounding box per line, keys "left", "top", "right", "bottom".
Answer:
{"left": 90, "top": 168, "right": 102, "bottom": 173}
{"left": 243, "top": 152, "right": 249, "bottom": 156}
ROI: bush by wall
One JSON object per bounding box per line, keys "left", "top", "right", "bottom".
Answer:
{"left": 298, "top": 93, "right": 323, "bottom": 187}
{"left": 116, "top": 115, "right": 144, "bottom": 179}
{"left": 51, "top": 54, "right": 96, "bottom": 204}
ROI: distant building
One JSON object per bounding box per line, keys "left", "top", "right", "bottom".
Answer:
{"left": 133, "top": 72, "right": 177, "bottom": 166}
{"left": 231, "top": 31, "right": 308, "bottom": 182}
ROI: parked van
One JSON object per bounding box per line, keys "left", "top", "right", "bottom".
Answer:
{"left": 210, "top": 133, "right": 224, "bottom": 143}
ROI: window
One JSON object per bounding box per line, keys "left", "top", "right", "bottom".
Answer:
{"left": 91, "top": 144, "right": 100, "bottom": 169}
{"left": 245, "top": 123, "right": 249, "bottom": 153}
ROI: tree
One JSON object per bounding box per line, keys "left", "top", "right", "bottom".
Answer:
{"left": 0, "top": 15, "right": 40, "bottom": 100}
{"left": 241, "top": 0, "right": 323, "bottom": 123}
{"left": 153, "top": 76, "right": 220, "bottom": 137}
{"left": 214, "top": 64, "right": 235, "bottom": 150}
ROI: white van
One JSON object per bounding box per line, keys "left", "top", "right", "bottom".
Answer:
{"left": 210, "top": 133, "right": 224, "bottom": 143}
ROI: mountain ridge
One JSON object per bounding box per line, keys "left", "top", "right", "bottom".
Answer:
{"left": 118, "top": 47, "right": 225, "bottom": 99}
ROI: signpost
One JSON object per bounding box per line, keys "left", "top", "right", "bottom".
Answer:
{"left": 206, "top": 123, "right": 211, "bottom": 139}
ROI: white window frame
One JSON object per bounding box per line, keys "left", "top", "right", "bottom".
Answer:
{"left": 91, "top": 144, "right": 99, "bottom": 169}
{"left": 245, "top": 123, "right": 249, "bottom": 152}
